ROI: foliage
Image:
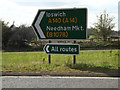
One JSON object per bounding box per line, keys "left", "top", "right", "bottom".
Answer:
{"left": 92, "top": 11, "right": 115, "bottom": 41}
{"left": 1, "top": 20, "right": 36, "bottom": 48}
{"left": 7, "top": 25, "right": 36, "bottom": 47}
{"left": 89, "top": 35, "right": 94, "bottom": 39}
{"left": 78, "top": 40, "right": 118, "bottom": 50}
{"left": 2, "top": 50, "right": 119, "bottom": 73}
{"left": 3, "top": 40, "right": 119, "bottom": 52}
{"left": 1, "top": 20, "right": 12, "bottom": 48}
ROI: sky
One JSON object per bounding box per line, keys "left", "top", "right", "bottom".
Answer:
{"left": 118, "top": 1, "right": 120, "bottom": 30}
{"left": 0, "top": 0, "right": 119, "bottom": 30}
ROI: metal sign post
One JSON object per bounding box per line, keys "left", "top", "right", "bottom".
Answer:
{"left": 32, "top": 8, "right": 87, "bottom": 64}
{"left": 73, "top": 41, "right": 76, "bottom": 64}
{"left": 48, "top": 40, "right": 51, "bottom": 64}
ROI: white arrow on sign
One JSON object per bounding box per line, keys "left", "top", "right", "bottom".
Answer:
{"left": 35, "top": 11, "right": 46, "bottom": 38}
{"left": 46, "top": 45, "right": 50, "bottom": 53}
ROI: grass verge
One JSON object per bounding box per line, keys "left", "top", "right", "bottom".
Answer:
{"left": 1, "top": 50, "right": 119, "bottom": 73}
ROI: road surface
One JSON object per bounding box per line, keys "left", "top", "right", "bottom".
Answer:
{"left": 1, "top": 76, "right": 119, "bottom": 88}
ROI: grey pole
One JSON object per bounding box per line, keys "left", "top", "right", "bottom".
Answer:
{"left": 48, "top": 40, "right": 51, "bottom": 64}
{"left": 73, "top": 41, "right": 76, "bottom": 64}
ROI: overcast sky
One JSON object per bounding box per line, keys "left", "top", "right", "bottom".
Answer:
{"left": 0, "top": 0, "right": 119, "bottom": 30}
{"left": 118, "top": 1, "right": 120, "bottom": 30}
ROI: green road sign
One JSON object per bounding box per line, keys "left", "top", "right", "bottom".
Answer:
{"left": 32, "top": 8, "right": 87, "bottom": 40}
{"left": 44, "top": 43, "right": 80, "bottom": 55}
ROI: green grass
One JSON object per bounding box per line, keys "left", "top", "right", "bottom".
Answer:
{"left": 1, "top": 50, "right": 119, "bottom": 73}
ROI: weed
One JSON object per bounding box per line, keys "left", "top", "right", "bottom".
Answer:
{"left": 2, "top": 50, "right": 119, "bottom": 73}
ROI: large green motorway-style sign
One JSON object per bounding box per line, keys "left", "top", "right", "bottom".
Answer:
{"left": 32, "top": 8, "right": 87, "bottom": 40}
{"left": 44, "top": 43, "right": 80, "bottom": 55}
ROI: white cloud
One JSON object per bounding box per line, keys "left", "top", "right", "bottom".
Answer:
{"left": 0, "top": 0, "right": 119, "bottom": 30}
{"left": 118, "top": 1, "right": 120, "bottom": 30}
{"left": 0, "top": 0, "right": 38, "bottom": 26}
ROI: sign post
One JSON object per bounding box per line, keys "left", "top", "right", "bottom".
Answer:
{"left": 32, "top": 8, "right": 87, "bottom": 64}
{"left": 48, "top": 41, "right": 51, "bottom": 64}
{"left": 73, "top": 41, "right": 76, "bottom": 64}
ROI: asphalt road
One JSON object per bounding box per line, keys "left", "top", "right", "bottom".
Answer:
{"left": 1, "top": 76, "right": 119, "bottom": 88}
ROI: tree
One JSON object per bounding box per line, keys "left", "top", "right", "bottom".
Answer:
{"left": 92, "top": 11, "right": 115, "bottom": 41}
{"left": 1, "top": 20, "right": 13, "bottom": 48}
{"left": 8, "top": 25, "right": 36, "bottom": 47}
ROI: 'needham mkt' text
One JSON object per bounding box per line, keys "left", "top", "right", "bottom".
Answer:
{"left": 46, "top": 26, "right": 84, "bottom": 31}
